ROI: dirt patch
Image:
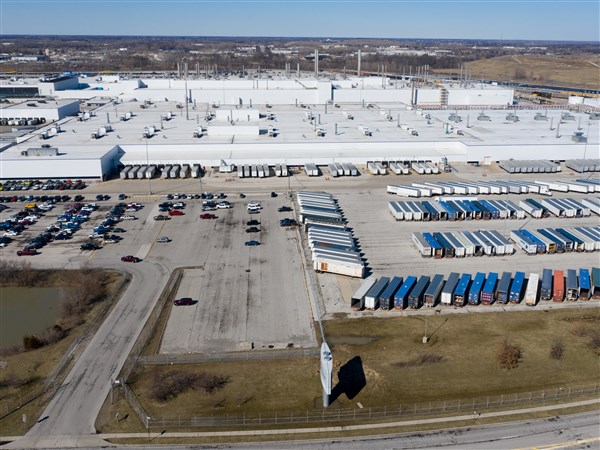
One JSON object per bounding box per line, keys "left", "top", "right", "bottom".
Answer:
{"left": 434, "top": 54, "right": 600, "bottom": 89}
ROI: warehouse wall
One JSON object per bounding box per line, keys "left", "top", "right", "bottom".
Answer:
{"left": 466, "top": 143, "right": 591, "bottom": 162}
{"left": 447, "top": 89, "right": 513, "bottom": 106}
{"left": 0, "top": 158, "right": 105, "bottom": 179}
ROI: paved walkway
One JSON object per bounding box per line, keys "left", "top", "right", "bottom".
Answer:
{"left": 3, "top": 398, "right": 598, "bottom": 448}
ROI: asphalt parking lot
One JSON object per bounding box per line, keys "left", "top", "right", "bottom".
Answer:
{"left": 158, "top": 197, "right": 317, "bottom": 354}
{"left": 1, "top": 194, "right": 317, "bottom": 354}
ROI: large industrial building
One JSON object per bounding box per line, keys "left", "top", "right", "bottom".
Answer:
{"left": 0, "top": 74, "right": 598, "bottom": 180}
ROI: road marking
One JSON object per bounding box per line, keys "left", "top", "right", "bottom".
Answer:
{"left": 514, "top": 437, "right": 600, "bottom": 450}
{"left": 87, "top": 249, "right": 96, "bottom": 262}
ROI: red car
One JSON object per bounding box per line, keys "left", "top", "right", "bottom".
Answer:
{"left": 174, "top": 297, "right": 195, "bottom": 306}
{"left": 17, "top": 248, "right": 38, "bottom": 256}
{"left": 121, "top": 255, "right": 141, "bottom": 263}
{"left": 168, "top": 210, "right": 185, "bottom": 216}
{"left": 199, "top": 213, "right": 217, "bottom": 219}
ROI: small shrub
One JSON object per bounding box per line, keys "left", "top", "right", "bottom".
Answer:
{"left": 394, "top": 353, "right": 444, "bottom": 368}
{"left": 571, "top": 326, "right": 590, "bottom": 337}
{"left": 588, "top": 330, "right": 600, "bottom": 355}
{"left": 496, "top": 337, "right": 522, "bottom": 370}
{"left": 550, "top": 339, "right": 564, "bottom": 360}
{"left": 150, "top": 369, "right": 171, "bottom": 402}
{"left": 197, "top": 373, "right": 231, "bottom": 394}
{"left": 23, "top": 335, "right": 45, "bottom": 350}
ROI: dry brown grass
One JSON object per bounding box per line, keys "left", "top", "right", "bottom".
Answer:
{"left": 114, "top": 308, "right": 600, "bottom": 431}
{"left": 434, "top": 54, "right": 600, "bottom": 89}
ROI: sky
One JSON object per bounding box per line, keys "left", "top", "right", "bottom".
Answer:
{"left": 0, "top": 0, "right": 598, "bottom": 42}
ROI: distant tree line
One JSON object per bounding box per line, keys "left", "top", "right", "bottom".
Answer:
{"left": 2, "top": 35, "right": 597, "bottom": 74}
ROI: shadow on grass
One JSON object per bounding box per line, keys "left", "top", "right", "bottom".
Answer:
{"left": 330, "top": 356, "right": 366, "bottom": 403}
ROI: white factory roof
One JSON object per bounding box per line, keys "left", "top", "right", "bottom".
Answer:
{"left": 0, "top": 99, "right": 596, "bottom": 170}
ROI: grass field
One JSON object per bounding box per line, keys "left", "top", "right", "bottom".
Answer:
{"left": 104, "top": 308, "right": 599, "bottom": 432}
{"left": 434, "top": 54, "right": 600, "bottom": 89}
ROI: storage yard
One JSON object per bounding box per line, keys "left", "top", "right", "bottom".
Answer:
{"left": 314, "top": 182, "right": 600, "bottom": 317}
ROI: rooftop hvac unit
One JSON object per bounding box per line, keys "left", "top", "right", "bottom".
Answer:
{"left": 506, "top": 113, "right": 519, "bottom": 122}
{"left": 561, "top": 112, "right": 575, "bottom": 121}
{"left": 572, "top": 131, "right": 587, "bottom": 143}
{"left": 448, "top": 113, "right": 462, "bottom": 123}
{"left": 534, "top": 112, "right": 548, "bottom": 121}
{"left": 477, "top": 113, "right": 491, "bottom": 121}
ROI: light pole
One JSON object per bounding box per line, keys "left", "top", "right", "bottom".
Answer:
{"left": 145, "top": 137, "right": 152, "bottom": 195}
{"left": 583, "top": 122, "right": 591, "bottom": 160}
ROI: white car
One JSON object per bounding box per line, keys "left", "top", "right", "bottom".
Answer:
{"left": 217, "top": 203, "right": 231, "bottom": 209}
{"left": 247, "top": 202, "right": 261, "bottom": 208}
{"left": 156, "top": 236, "right": 170, "bottom": 243}
{"left": 4, "top": 231, "right": 18, "bottom": 237}
{"left": 121, "top": 215, "right": 137, "bottom": 220}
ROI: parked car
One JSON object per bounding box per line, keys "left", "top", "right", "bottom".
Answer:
{"left": 270, "top": 192, "right": 278, "bottom": 198}
{"left": 245, "top": 227, "right": 260, "bottom": 233}
{"left": 121, "top": 215, "right": 137, "bottom": 220}
{"left": 156, "top": 236, "right": 170, "bottom": 243}
{"left": 112, "top": 228, "right": 126, "bottom": 233}
{"left": 153, "top": 215, "right": 171, "bottom": 221}
{"left": 80, "top": 242, "right": 100, "bottom": 251}
{"left": 246, "top": 219, "right": 260, "bottom": 226}
{"left": 168, "top": 210, "right": 184, "bottom": 216}
{"left": 17, "top": 248, "right": 38, "bottom": 256}
{"left": 247, "top": 202, "right": 261, "bottom": 209}
{"left": 244, "top": 240, "right": 260, "bottom": 246}
{"left": 216, "top": 203, "right": 231, "bottom": 209}
{"left": 174, "top": 297, "right": 195, "bottom": 306}
{"left": 280, "top": 218, "right": 296, "bottom": 226}
{"left": 121, "top": 255, "right": 141, "bottom": 263}
{"left": 278, "top": 206, "right": 292, "bottom": 212}
{"left": 118, "top": 193, "right": 127, "bottom": 200}
{"left": 199, "top": 213, "right": 217, "bottom": 219}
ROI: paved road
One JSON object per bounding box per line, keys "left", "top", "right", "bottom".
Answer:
{"left": 4, "top": 259, "right": 169, "bottom": 448}
{"left": 4, "top": 407, "right": 598, "bottom": 449}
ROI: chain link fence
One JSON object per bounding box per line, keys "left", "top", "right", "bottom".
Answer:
{"left": 138, "top": 348, "right": 319, "bottom": 365}
{"left": 119, "top": 382, "right": 598, "bottom": 429}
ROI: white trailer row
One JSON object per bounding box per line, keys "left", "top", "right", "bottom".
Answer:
{"left": 398, "top": 178, "right": 600, "bottom": 196}
{"left": 306, "top": 220, "right": 364, "bottom": 278}
{"left": 297, "top": 191, "right": 345, "bottom": 225}
{"left": 413, "top": 230, "right": 514, "bottom": 258}
{"left": 499, "top": 159, "right": 560, "bottom": 173}
{"left": 510, "top": 226, "right": 600, "bottom": 255}
{"left": 389, "top": 198, "right": 530, "bottom": 221}
{"left": 387, "top": 184, "right": 432, "bottom": 197}
{"left": 120, "top": 164, "right": 203, "bottom": 180}
{"left": 367, "top": 162, "right": 387, "bottom": 175}
{"left": 565, "top": 159, "right": 600, "bottom": 173}
{"left": 389, "top": 162, "right": 410, "bottom": 175}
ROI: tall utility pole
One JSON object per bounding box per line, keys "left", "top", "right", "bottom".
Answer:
{"left": 184, "top": 62, "right": 189, "bottom": 121}
{"left": 145, "top": 137, "right": 152, "bottom": 195}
